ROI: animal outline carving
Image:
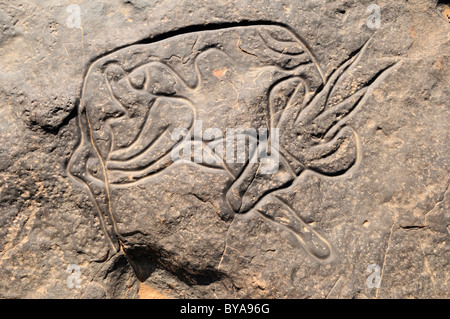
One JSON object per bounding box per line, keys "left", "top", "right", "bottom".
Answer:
{"left": 68, "top": 22, "right": 399, "bottom": 264}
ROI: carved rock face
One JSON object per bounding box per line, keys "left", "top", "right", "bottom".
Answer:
{"left": 68, "top": 23, "right": 396, "bottom": 280}
{"left": 2, "top": 1, "right": 449, "bottom": 299}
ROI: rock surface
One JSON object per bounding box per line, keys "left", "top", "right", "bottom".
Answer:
{"left": 0, "top": 0, "right": 448, "bottom": 299}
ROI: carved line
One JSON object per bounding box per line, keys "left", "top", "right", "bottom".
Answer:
{"left": 67, "top": 110, "right": 119, "bottom": 253}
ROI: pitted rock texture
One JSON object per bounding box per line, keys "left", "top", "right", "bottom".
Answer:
{"left": 0, "top": 0, "right": 448, "bottom": 299}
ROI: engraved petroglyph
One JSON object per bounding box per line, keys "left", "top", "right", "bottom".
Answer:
{"left": 68, "top": 22, "right": 399, "bottom": 265}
